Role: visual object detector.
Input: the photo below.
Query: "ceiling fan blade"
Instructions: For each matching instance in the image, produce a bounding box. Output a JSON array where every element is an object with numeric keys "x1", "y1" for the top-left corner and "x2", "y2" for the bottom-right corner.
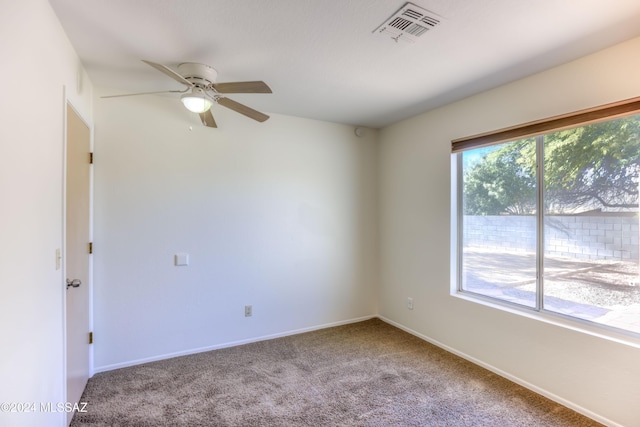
[
  {"x1": 199, "y1": 110, "x2": 217, "y2": 128},
  {"x1": 101, "y1": 89, "x2": 188, "y2": 98},
  {"x1": 142, "y1": 60, "x2": 193, "y2": 87},
  {"x1": 212, "y1": 81, "x2": 272, "y2": 94},
  {"x1": 217, "y1": 97, "x2": 270, "y2": 122}
]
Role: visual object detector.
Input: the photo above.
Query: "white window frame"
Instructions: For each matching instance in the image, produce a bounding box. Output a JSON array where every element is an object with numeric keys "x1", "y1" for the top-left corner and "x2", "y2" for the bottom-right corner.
[{"x1": 450, "y1": 97, "x2": 640, "y2": 343}]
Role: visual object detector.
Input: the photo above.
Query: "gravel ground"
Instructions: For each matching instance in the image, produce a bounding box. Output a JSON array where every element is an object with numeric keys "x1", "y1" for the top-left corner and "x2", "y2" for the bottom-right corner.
[
  {"x1": 522, "y1": 258, "x2": 640, "y2": 307},
  {"x1": 463, "y1": 248, "x2": 640, "y2": 333}
]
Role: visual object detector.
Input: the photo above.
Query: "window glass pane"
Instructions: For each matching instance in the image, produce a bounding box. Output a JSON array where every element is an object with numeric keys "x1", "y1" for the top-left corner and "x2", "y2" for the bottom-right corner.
[
  {"x1": 461, "y1": 138, "x2": 537, "y2": 308},
  {"x1": 542, "y1": 115, "x2": 640, "y2": 334}
]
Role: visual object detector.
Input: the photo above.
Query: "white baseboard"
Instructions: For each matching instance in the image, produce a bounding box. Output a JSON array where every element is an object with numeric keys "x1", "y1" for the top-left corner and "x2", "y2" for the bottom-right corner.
[
  {"x1": 94, "y1": 313, "x2": 618, "y2": 426},
  {"x1": 376, "y1": 315, "x2": 620, "y2": 427},
  {"x1": 93, "y1": 314, "x2": 376, "y2": 374}
]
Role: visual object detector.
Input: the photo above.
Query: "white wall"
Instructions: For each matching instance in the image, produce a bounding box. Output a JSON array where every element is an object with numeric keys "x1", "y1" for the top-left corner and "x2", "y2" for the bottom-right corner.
[
  {"x1": 0, "y1": 1, "x2": 93, "y2": 426},
  {"x1": 92, "y1": 91, "x2": 378, "y2": 370},
  {"x1": 5, "y1": 2, "x2": 637, "y2": 425},
  {"x1": 378, "y1": 36, "x2": 640, "y2": 427}
]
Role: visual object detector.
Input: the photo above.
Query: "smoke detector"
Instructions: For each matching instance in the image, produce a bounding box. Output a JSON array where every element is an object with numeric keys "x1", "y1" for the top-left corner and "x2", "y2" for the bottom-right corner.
[{"x1": 373, "y1": 2, "x2": 443, "y2": 44}]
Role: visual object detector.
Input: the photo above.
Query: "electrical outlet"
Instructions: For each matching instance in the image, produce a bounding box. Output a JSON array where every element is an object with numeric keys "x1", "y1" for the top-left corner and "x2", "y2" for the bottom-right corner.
[
  {"x1": 407, "y1": 297, "x2": 414, "y2": 310},
  {"x1": 244, "y1": 305, "x2": 252, "y2": 317}
]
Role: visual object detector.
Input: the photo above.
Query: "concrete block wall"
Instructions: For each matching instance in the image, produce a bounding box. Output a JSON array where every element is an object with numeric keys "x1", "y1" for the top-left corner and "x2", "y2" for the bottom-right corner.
[
  {"x1": 464, "y1": 215, "x2": 639, "y2": 261},
  {"x1": 545, "y1": 216, "x2": 639, "y2": 260},
  {"x1": 463, "y1": 215, "x2": 536, "y2": 252}
]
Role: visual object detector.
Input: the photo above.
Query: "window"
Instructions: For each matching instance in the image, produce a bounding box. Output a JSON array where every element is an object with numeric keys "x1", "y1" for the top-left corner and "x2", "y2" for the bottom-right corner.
[{"x1": 453, "y1": 99, "x2": 640, "y2": 336}]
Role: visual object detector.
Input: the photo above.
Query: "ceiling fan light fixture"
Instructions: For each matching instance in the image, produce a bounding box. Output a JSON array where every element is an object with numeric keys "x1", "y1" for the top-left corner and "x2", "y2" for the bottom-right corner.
[{"x1": 181, "y1": 89, "x2": 213, "y2": 113}]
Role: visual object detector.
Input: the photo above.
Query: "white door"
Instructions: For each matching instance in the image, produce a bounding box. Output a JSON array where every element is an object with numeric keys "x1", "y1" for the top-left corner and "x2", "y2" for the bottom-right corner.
[{"x1": 65, "y1": 103, "x2": 91, "y2": 425}]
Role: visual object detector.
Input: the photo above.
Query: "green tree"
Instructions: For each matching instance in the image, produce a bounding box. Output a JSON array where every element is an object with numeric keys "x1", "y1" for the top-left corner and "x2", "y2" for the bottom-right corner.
[
  {"x1": 463, "y1": 139, "x2": 536, "y2": 215},
  {"x1": 543, "y1": 116, "x2": 640, "y2": 212},
  {"x1": 463, "y1": 115, "x2": 640, "y2": 215}
]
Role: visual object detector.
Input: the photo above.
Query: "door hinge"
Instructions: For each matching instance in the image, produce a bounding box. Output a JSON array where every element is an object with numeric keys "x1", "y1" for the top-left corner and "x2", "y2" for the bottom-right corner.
[
  {"x1": 89, "y1": 152, "x2": 94, "y2": 164},
  {"x1": 88, "y1": 242, "x2": 93, "y2": 254},
  {"x1": 89, "y1": 332, "x2": 94, "y2": 344}
]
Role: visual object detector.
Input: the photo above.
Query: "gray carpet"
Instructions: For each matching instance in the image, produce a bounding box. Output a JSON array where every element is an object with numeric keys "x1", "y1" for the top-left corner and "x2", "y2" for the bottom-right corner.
[{"x1": 71, "y1": 318, "x2": 603, "y2": 426}]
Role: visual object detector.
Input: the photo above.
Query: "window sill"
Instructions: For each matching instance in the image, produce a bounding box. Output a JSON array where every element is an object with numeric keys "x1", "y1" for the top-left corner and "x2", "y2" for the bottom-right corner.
[{"x1": 451, "y1": 289, "x2": 640, "y2": 349}]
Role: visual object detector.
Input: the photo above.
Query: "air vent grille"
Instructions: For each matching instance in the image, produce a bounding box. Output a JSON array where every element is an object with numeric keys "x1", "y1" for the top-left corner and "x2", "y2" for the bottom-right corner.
[
  {"x1": 402, "y1": 9, "x2": 423, "y2": 20},
  {"x1": 374, "y1": 2, "x2": 442, "y2": 44},
  {"x1": 389, "y1": 17, "x2": 413, "y2": 32}
]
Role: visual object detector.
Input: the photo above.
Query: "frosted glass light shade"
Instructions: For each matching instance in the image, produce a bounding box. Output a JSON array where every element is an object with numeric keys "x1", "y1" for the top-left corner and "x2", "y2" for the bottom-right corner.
[{"x1": 181, "y1": 92, "x2": 213, "y2": 113}]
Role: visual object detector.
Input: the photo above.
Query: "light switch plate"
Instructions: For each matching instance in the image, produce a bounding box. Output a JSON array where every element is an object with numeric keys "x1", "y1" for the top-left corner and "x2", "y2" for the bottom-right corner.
[
  {"x1": 175, "y1": 253, "x2": 189, "y2": 266},
  {"x1": 55, "y1": 248, "x2": 61, "y2": 270}
]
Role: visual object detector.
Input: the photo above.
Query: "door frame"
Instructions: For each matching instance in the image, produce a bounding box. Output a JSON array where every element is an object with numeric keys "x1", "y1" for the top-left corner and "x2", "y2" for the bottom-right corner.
[{"x1": 62, "y1": 87, "x2": 94, "y2": 407}]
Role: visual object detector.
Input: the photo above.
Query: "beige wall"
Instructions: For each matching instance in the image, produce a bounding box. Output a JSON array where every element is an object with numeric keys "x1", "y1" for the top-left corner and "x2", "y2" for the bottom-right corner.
[
  {"x1": 4, "y1": 1, "x2": 640, "y2": 425},
  {"x1": 378, "y1": 36, "x2": 640, "y2": 426},
  {"x1": 92, "y1": 89, "x2": 379, "y2": 370},
  {"x1": 0, "y1": 1, "x2": 93, "y2": 426}
]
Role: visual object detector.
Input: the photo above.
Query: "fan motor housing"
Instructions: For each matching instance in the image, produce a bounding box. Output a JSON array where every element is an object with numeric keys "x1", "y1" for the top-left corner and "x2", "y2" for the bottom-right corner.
[{"x1": 178, "y1": 62, "x2": 218, "y2": 87}]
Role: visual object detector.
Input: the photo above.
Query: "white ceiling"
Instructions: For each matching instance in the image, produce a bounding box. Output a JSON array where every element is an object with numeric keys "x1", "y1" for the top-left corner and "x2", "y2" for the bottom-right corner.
[{"x1": 49, "y1": 0, "x2": 640, "y2": 128}]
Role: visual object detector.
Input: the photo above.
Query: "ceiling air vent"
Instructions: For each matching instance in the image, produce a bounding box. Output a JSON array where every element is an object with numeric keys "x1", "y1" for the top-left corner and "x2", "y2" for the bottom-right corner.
[{"x1": 373, "y1": 2, "x2": 443, "y2": 44}]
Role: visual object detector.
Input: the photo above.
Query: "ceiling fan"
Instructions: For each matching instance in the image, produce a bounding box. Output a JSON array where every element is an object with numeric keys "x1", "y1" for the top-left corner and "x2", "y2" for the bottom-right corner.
[{"x1": 102, "y1": 60, "x2": 272, "y2": 128}]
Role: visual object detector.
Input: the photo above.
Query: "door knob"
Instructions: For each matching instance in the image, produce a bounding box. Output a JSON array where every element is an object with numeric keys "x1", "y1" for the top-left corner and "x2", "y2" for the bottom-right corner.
[{"x1": 66, "y1": 278, "x2": 81, "y2": 289}]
